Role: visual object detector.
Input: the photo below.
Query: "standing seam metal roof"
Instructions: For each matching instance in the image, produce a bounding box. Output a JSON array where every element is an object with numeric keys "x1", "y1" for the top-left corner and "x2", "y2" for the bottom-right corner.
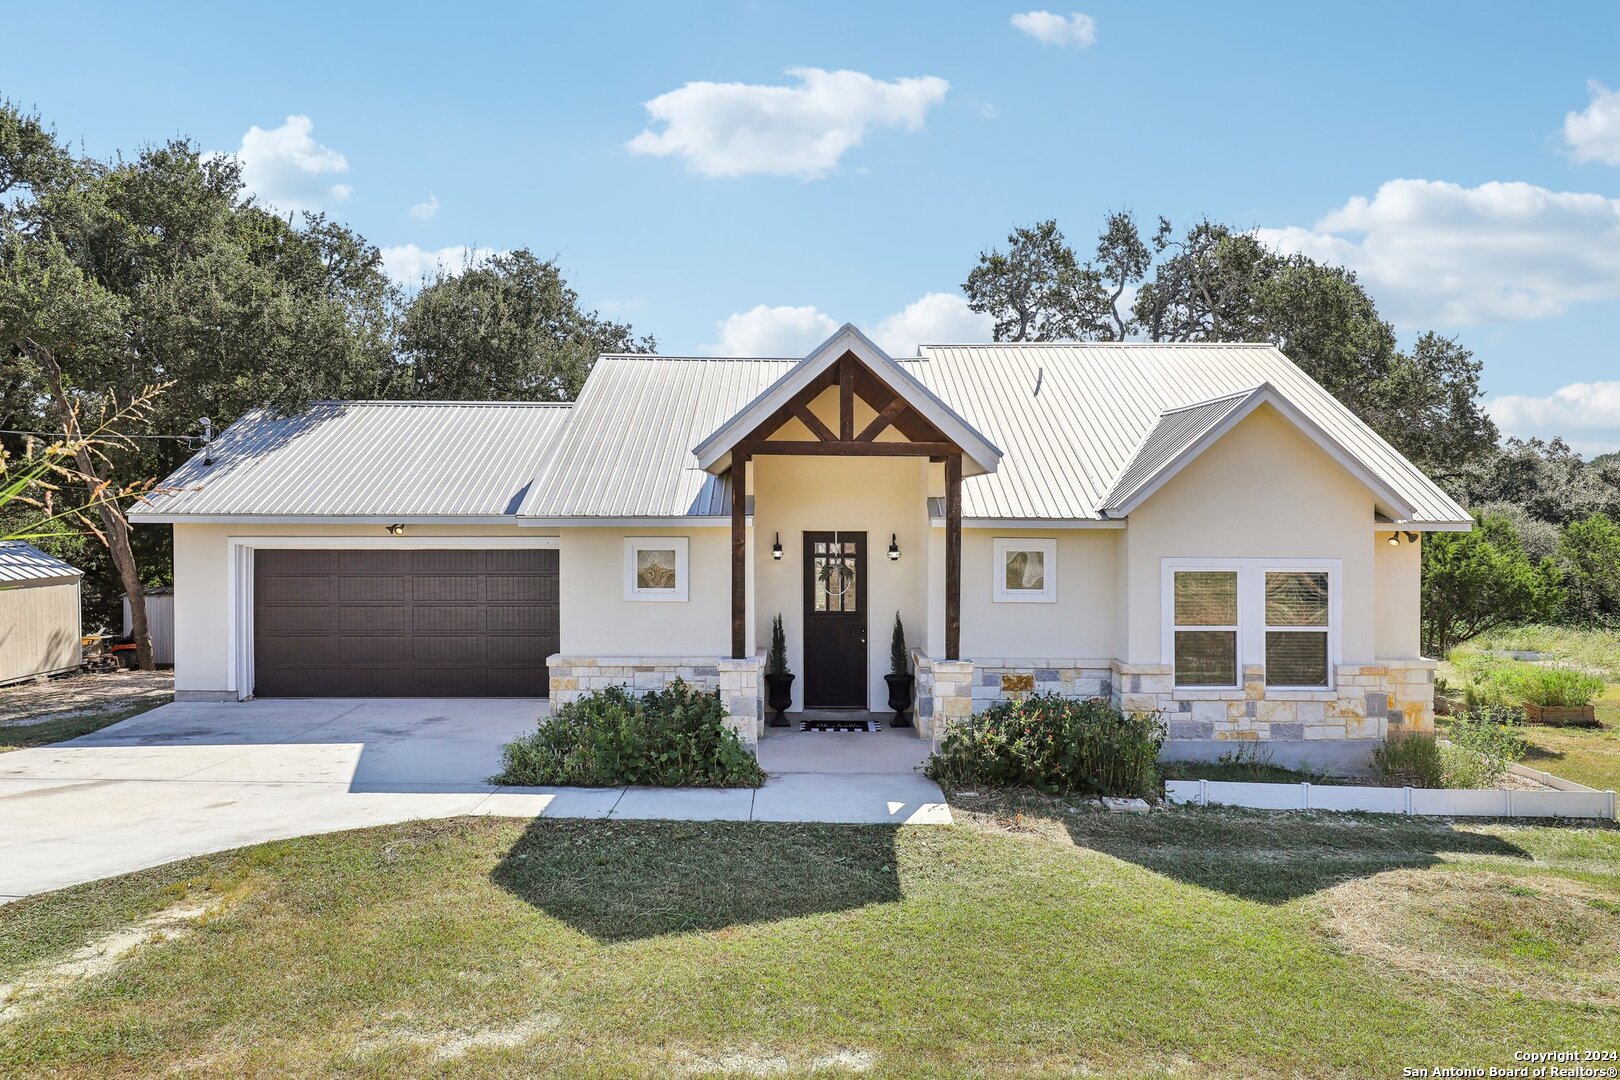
[
  {"x1": 130, "y1": 401, "x2": 573, "y2": 519},
  {"x1": 0, "y1": 541, "x2": 81, "y2": 585}
]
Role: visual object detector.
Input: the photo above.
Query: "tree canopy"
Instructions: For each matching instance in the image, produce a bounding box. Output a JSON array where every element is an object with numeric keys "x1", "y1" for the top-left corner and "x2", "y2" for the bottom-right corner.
[{"x1": 963, "y1": 214, "x2": 1498, "y2": 479}]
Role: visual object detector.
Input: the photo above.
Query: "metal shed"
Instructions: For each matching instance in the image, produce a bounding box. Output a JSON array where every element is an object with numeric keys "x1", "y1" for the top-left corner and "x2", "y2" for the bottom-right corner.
[
  {"x1": 0, "y1": 542, "x2": 83, "y2": 686},
  {"x1": 122, "y1": 587, "x2": 175, "y2": 667}
]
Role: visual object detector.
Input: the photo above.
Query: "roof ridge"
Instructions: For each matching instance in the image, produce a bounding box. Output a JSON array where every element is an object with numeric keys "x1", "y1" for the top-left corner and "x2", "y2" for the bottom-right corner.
[
  {"x1": 1157, "y1": 384, "x2": 1267, "y2": 416},
  {"x1": 920, "y1": 341, "x2": 1281, "y2": 349},
  {"x1": 305, "y1": 399, "x2": 575, "y2": 407}
]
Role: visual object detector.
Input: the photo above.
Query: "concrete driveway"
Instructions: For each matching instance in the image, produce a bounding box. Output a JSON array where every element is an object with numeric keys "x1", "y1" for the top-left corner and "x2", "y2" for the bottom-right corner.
[{"x1": 0, "y1": 699, "x2": 949, "y2": 901}]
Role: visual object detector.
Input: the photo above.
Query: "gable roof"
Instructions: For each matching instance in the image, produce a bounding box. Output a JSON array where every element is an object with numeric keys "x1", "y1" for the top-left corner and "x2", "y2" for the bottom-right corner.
[
  {"x1": 911, "y1": 342, "x2": 1470, "y2": 525},
  {"x1": 129, "y1": 401, "x2": 572, "y2": 522},
  {"x1": 691, "y1": 324, "x2": 1002, "y2": 477},
  {"x1": 517, "y1": 355, "x2": 792, "y2": 519},
  {"x1": 0, "y1": 541, "x2": 80, "y2": 587},
  {"x1": 1099, "y1": 383, "x2": 1419, "y2": 519}
]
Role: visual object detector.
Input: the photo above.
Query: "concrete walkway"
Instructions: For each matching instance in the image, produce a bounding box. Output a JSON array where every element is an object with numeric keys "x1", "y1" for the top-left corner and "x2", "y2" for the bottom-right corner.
[{"x1": 0, "y1": 699, "x2": 949, "y2": 901}]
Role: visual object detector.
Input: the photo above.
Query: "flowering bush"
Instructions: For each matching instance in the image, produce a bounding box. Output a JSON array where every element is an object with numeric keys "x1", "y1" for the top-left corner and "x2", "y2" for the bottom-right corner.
[
  {"x1": 924, "y1": 693, "x2": 1163, "y2": 797},
  {"x1": 494, "y1": 680, "x2": 765, "y2": 788}
]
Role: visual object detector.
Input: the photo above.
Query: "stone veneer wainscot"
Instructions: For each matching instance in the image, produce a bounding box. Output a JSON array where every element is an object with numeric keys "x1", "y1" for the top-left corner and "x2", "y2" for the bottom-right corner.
[{"x1": 546, "y1": 653, "x2": 765, "y2": 742}]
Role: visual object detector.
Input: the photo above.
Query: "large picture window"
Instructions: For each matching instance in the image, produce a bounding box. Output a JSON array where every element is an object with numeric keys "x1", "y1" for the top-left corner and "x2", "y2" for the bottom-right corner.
[
  {"x1": 1172, "y1": 570, "x2": 1239, "y2": 687},
  {"x1": 624, "y1": 537, "x2": 689, "y2": 602},
  {"x1": 1163, "y1": 560, "x2": 1338, "y2": 689}
]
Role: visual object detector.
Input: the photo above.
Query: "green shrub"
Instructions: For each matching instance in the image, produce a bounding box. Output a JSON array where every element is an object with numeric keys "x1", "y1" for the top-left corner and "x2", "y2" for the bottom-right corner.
[
  {"x1": 924, "y1": 693, "x2": 1163, "y2": 798},
  {"x1": 1505, "y1": 665, "x2": 1604, "y2": 708},
  {"x1": 1371, "y1": 732, "x2": 1444, "y2": 788},
  {"x1": 494, "y1": 680, "x2": 766, "y2": 788},
  {"x1": 1441, "y1": 708, "x2": 1529, "y2": 787}
]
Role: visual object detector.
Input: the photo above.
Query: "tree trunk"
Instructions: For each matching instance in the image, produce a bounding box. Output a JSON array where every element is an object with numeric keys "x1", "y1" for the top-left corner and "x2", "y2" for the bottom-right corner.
[{"x1": 33, "y1": 344, "x2": 154, "y2": 670}]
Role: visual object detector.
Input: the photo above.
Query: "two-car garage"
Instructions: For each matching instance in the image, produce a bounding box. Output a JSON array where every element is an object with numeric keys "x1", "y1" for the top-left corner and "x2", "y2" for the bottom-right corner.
[{"x1": 251, "y1": 547, "x2": 559, "y2": 698}]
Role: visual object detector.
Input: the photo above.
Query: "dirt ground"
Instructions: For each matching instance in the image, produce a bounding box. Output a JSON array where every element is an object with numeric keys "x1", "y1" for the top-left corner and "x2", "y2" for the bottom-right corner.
[{"x1": 0, "y1": 670, "x2": 174, "y2": 727}]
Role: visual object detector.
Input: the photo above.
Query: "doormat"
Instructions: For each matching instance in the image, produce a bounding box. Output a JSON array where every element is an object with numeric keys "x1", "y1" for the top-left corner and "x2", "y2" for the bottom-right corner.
[{"x1": 800, "y1": 718, "x2": 881, "y2": 733}]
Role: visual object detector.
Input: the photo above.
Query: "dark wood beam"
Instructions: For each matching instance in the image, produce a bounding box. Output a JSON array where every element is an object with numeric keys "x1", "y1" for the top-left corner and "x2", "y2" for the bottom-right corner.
[
  {"x1": 856, "y1": 397, "x2": 911, "y2": 442},
  {"x1": 789, "y1": 401, "x2": 837, "y2": 443},
  {"x1": 838, "y1": 353, "x2": 855, "y2": 440},
  {"x1": 945, "y1": 452, "x2": 962, "y2": 661},
  {"x1": 731, "y1": 456, "x2": 747, "y2": 659},
  {"x1": 734, "y1": 439, "x2": 960, "y2": 459}
]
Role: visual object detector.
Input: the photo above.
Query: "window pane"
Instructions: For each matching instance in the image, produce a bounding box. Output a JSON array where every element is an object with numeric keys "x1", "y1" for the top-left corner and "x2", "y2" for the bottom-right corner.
[
  {"x1": 1266, "y1": 631, "x2": 1328, "y2": 686},
  {"x1": 1174, "y1": 630, "x2": 1237, "y2": 686},
  {"x1": 635, "y1": 549, "x2": 678, "y2": 590},
  {"x1": 814, "y1": 542, "x2": 858, "y2": 613},
  {"x1": 1266, "y1": 571, "x2": 1328, "y2": 627},
  {"x1": 1004, "y1": 549, "x2": 1046, "y2": 592},
  {"x1": 1174, "y1": 571, "x2": 1237, "y2": 626}
]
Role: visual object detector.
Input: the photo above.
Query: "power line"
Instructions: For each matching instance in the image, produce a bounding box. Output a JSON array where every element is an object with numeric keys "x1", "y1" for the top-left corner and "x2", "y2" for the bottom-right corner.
[{"x1": 0, "y1": 428, "x2": 204, "y2": 444}]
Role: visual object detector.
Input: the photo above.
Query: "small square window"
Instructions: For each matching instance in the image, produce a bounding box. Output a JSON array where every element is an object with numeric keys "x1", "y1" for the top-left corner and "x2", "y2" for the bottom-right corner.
[
  {"x1": 624, "y1": 537, "x2": 688, "y2": 601},
  {"x1": 992, "y1": 538, "x2": 1057, "y2": 603}
]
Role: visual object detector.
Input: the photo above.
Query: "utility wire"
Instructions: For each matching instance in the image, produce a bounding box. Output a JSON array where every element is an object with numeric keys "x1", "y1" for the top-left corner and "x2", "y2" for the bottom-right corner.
[{"x1": 0, "y1": 428, "x2": 205, "y2": 444}]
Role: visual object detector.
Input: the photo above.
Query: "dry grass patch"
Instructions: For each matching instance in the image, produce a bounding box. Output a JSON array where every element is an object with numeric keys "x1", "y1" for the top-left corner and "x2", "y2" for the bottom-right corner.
[{"x1": 1317, "y1": 868, "x2": 1620, "y2": 1005}]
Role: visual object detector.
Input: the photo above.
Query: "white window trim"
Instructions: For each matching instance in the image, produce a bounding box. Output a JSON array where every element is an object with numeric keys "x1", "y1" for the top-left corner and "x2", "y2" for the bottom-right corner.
[
  {"x1": 624, "y1": 536, "x2": 689, "y2": 602},
  {"x1": 224, "y1": 534, "x2": 561, "y2": 701},
  {"x1": 992, "y1": 537, "x2": 1058, "y2": 603},
  {"x1": 1161, "y1": 558, "x2": 1341, "y2": 691}
]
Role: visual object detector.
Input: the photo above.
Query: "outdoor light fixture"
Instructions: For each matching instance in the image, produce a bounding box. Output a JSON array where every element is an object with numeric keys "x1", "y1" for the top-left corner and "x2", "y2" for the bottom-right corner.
[
  {"x1": 771, "y1": 532, "x2": 783, "y2": 560},
  {"x1": 386, "y1": 523, "x2": 406, "y2": 536},
  {"x1": 888, "y1": 533, "x2": 901, "y2": 560},
  {"x1": 1404, "y1": 531, "x2": 1419, "y2": 544},
  {"x1": 1387, "y1": 533, "x2": 1400, "y2": 547}
]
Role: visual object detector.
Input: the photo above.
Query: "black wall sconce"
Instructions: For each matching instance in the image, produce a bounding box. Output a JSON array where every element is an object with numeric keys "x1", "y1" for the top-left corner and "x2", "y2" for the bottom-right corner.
[
  {"x1": 771, "y1": 532, "x2": 783, "y2": 560},
  {"x1": 887, "y1": 533, "x2": 901, "y2": 560}
]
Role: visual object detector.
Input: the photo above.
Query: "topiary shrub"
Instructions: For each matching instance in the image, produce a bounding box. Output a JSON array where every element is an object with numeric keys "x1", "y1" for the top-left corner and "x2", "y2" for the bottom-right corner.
[
  {"x1": 924, "y1": 693, "x2": 1163, "y2": 798},
  {"x1": 494, "y1": 680, "x2": 766, "y2": 788}
]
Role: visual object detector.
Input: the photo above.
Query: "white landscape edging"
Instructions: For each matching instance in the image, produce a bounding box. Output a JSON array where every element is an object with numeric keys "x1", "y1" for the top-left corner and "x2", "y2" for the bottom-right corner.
[{"x1": 1165, "y1": 779, "x2": 1618, "y2": 820}]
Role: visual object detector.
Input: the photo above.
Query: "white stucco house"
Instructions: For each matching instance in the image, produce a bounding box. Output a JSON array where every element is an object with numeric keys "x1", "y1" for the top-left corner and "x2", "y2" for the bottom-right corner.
[{"x1": 131, "y1": 325, "x2": 1470, "y2": 766}]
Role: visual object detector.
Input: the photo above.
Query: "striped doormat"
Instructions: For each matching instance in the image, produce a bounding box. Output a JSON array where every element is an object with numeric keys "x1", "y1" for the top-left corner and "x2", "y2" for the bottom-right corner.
[{"x1": 799, "y1": 717, "x2": 881, "y2": 733}]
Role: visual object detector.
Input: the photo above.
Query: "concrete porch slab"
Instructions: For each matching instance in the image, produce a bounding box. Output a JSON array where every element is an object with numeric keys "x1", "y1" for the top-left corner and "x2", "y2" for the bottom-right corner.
[{"x1": 752, "y1": 772, "x2": 951, "y2": 825}]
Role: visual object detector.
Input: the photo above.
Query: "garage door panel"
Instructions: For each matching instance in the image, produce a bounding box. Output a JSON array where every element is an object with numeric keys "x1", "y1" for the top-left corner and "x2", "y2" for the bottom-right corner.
[
  {"x1": 339, "y1": 576, "x2": 410, "y2": 603},
  {"x1": 254, "y1": 548, "x2": 555, "y2": 698},
  {"x1": 412, "y1": 575, "x2": 484, "y2": 603}
]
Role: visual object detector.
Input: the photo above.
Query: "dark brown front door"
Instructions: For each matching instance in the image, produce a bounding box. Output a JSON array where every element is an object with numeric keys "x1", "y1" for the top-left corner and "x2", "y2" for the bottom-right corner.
[
  {"x1": 253, "y1": 548, "x2": 558, "y2": 697},
  {"x1": 803, "y1": 532, "x2": 867, "y2": 708}
]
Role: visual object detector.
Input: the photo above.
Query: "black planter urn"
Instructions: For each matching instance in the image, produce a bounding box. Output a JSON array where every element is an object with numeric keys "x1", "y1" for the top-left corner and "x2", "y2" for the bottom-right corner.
[
  {"x1": 884, "y1": 673, "x2": 915, "y2": 727},
  {"x1": 764, "y1": 672, "x2": 795, "y2": 727}
]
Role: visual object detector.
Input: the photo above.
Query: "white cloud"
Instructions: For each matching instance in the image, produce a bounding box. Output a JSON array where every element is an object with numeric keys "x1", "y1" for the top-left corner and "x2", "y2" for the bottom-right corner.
[
  {"x1": 1256, "y1": 179, "x2": 1620, "y2": 326},
  {"x1": 1010, "y1": 11, "x2": 1097, "y2": 47},
  {"x1": 221, "y1": 115, "x2": 351, "y2": 214},
  {"x1": 707, "y1": 293, "x2": 992, "y2": 357},
  {"x1": 379, "y1": 244, "x2": 500, "y2": 286},
  {"x1": 1488, "y1": 381, "x2": 1620, "y2": 456},
  {"x1": 707, "y1": 305, "x2": 838, "y2": 356},
  {"x1": 627, "y1": 67, "x2": 949, "y2": 180},
  {"x1": 872, "y1": 293, "x2": 993, "y2": 355},
  {"x1": 1564, "y1": 80, "x2": 1620, "y2": 166},
  {"x1": 409, "y1": 192, "x2": 440, "y2": 220}
]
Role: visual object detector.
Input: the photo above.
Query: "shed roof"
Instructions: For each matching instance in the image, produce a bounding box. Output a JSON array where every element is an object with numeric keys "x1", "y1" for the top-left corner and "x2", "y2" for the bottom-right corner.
[
  {"x1": 129, "y1": 401, "x2": 573, "y2": 521},
  {"x1": 0, "y1": 541, "x2": 81, "y2": 587}
]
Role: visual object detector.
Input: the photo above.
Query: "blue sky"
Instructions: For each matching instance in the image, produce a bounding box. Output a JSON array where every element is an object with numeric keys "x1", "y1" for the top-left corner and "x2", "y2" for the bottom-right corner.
[{"x1": 9, "y1": 1, "x2": 1620, "y2": 450}]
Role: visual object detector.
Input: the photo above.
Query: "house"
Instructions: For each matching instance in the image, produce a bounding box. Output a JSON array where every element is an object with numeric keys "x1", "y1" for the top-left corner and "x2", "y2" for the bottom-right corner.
[
  {"x1": 131, "y1": 324, "x2": 1469, "y2": 766},
  {"x1": 0, "y1": 541, "x2": 83, "y2": 686}
]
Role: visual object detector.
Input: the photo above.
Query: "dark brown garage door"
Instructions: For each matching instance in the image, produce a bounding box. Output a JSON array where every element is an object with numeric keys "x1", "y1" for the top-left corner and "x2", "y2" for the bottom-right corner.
[{"x1": 253, "y1": 548, "x2": 558, "y2": 697}]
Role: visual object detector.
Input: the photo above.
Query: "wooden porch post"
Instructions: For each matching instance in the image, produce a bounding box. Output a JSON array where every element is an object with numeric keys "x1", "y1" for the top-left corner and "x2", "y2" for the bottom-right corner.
[
  {"x1": 731, "y1": 454, "x2": 747, "y2": 659},
  {"x1": 945, "y1": 452, "x2": 962, "y2": 661}
]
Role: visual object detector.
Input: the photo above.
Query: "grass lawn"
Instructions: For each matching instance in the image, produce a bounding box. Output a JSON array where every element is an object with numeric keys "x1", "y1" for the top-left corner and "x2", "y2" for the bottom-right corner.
[
  {"x1": 0, "y1": 703, "x2": 165, "y2": 754},
  {"x1": 2, "y1": 803, "x2": 1617, "y2": 1078},
  {"x1": 1445, "y1": 625, "x2": 1620, "y2": 791}
]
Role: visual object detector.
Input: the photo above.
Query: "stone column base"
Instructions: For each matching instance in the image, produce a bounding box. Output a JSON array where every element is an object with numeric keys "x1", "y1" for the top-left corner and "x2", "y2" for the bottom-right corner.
[{"x1": 546, "y1": 653, "x2": 766, "y2": 745}]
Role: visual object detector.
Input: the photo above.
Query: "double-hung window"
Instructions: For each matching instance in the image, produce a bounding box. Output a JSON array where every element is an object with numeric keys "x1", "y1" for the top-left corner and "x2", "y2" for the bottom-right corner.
[
  {"x1": 1171, "y1": 570, "x2": 1240, "y2": 687},
  {"x1": 1165, "y1": 560, "x2": 1337, "y2": 690},
  {"x1": 1263, "y1": 571, "x2": 1330, "y2": 688}
]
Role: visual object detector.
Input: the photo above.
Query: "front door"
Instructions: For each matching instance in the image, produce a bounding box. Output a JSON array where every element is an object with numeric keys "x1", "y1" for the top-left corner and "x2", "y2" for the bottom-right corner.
[{"x1": 803, "y1": 532, "x2": 867, "y2": 708}]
